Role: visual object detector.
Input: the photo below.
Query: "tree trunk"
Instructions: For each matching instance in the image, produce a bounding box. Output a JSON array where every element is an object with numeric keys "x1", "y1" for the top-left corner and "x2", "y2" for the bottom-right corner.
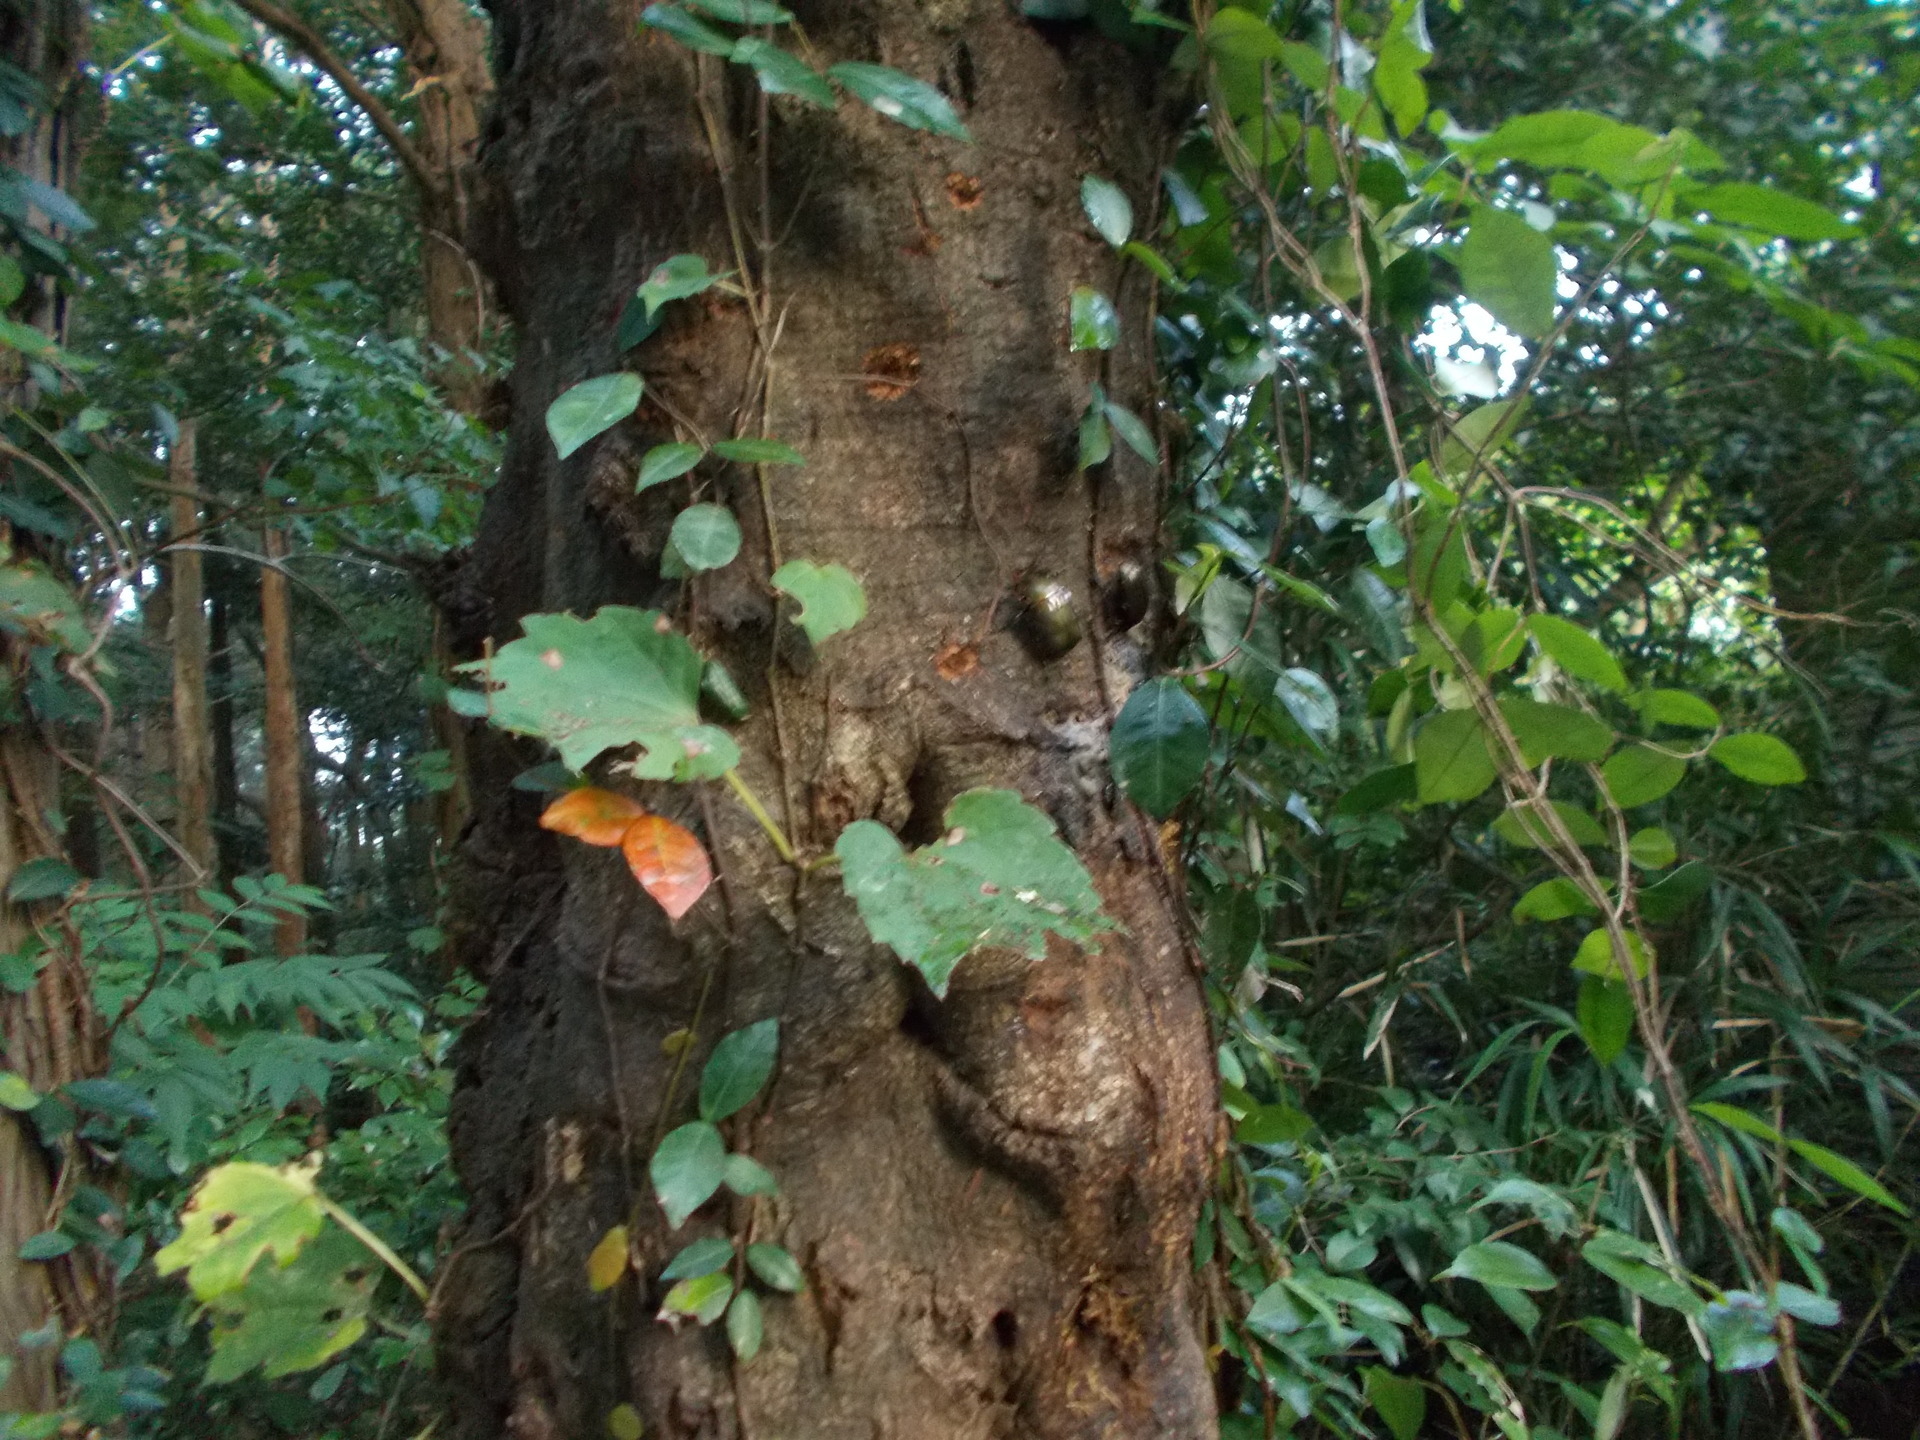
[
  {"x1": 209, "y1": 594, "x2": 241, "y2": 876},
  {"x1": 168, "y1": 421, "x2": 216, "y2": 880},
  {"x1": 0, "y1": 0, "x2": 102, "y2": 1414},
  {"x1": 260, "y1": 524, "x2": 306, "y2": 953},
  {"x1": 384, "y1": 0, "x2": 494, "y2": 413},
  {"x1": 434, "y1": 7, "x2": 1215, "y2": 1439}
]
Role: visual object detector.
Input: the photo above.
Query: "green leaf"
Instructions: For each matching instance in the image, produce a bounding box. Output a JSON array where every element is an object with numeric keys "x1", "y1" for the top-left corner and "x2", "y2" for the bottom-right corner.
[
  {"x1": 771, "y1": 560, "x2": 866, "y2": 645},
  {"x1": 1459, "y1": 205, "x2": 1557, "y2": 338},
  {"x1": 1709, "y1": 733, "x2": 1805, "y2": 786},
  {"x1": 18, "y1": 1231, "x2": 72, "y2": 1260},
  {"x1": 1687, "y1": 181, "x2": 1857, "y2": 241},
  {"x1": 727, "y1": 1286, "x2": 764, "y2": 1360},
  {"x1": 1069, "y1": 287, "x2": 1120, "y2": 351},
  {"x1": 1414, "y1": 709, "x2": 1496, "y2": 804},
  {"x1": 0, "y1": 559, "x2": 91, "y2": 652},
  {"x1": 745, "y1": 1242, "x2": 806, "y2": 1292},
  {"x1": 730, "y1": 37, "x2": 835, "y2": 108},
  {"x1": 1601, "y1": 744, "x2": 1686, "y2": 808},
  {"x1": 1235, "y1": 1104, "x2": 1313, "y2": 1145},
  {"x1": 546, "y1": 374, "x2": 643, "y2": 460},
  {"x1": 835, "y1": 789, "x2": 1114, "y2": 997},
  {"x1": 1773, "y1": 1282, "x2": 1840, "y2": 1328},
  {"x1": 1491, "y1": 799, "x2": 1607, "y2": 848},
  {"x1": 1640, "y1": 860, "x2": 1712, "y2": 922},
  {"x1": 1703, "y1": 1293, "x2": 1778, "y2": 1372},
  {"x1": 1438, "y1": 399, "x2": 1527, "y2": 480},
  {"x1": 639, "y1": 253, "x2": 728, "y2": 317},
  {"x1": 200, "y1": 1229, "x2": 373, "y2": 1383},
  {"x1": 650, "y1": 1121, "x2": 727, "y2": 1228},
  {"x1": 1275, "y1": 667, "x2": 1340, "y2": 743},
  {"x1": 1496, "y1": 698, "x2": 1613, "y2": 766},
  {"x1": 1512, "y1": 878, "x2": 1597, "y2": 923},
  {"x1": 1628, "y1": 826, "x2": 1676, "y2": 869},
  {"x1": 608, "y1": 1404, "x2": 645, "y2": 1440},
  {"x1": 1581, "y1": 1229, "x2": 1702, "y2": 1316},
  {"x1": 683, "y1": 0, "x2": 793, "y2": 20},
  {"x1": 1337, "y1": 763, "x2": 1416, "y2": 815},
  {"x1": 1110, "y1": 678, "x2": 1209, "y2": 818},
  {"x1": 637, "y1": 441, "x2": 705, "y2": 492},
  {"x1": 1527, "y1": 615, "x2": 1628, "y2": 692},
  {"x1": 660, "y1": 1270, "x2": 733, "y2": 1324},
  {"x1": 6, "y1": 857, "x2": 79, "y2": 904},
  {"x1": 669, "y1": 504, "x2": 742, "y2": 572},
  {"x1": 454, "y1": 608, "x2": 740, "y2": 778},
  {"x1": 1103, "y1": 401, "x2": 1157, "y2": 463},
  {"x1": 1633, "y1": 688, "x2": 1720, "y2": 730},
  {"x1": 723, "y1": 1153, "x2": 779, "y2": 1197},
  {"x1": 1573, "y1": 928, "x2": 1652, "y2": 981},
  {"x1": 154, "y1": 1162, "x2": 325, "y2": 1299},
  {"x1": 0, "y1": 1071, "x2": 40, "y2": 1111},
  {"x1": 639, "y1": 3, "x2": 738, "y2": 54},
  {"x1": 1080, "y1": 175, "x2": 1132, "y2": 246},
  {"x1": 1786, "y1": 1139, "x2": 1909, "y2": 1216},
  {"x1": 662, "y1": 1237, "x2": 735, "y2": 1280},
  {"x1": 1363, "y1": 1366, "x2": 1427, "y2": 1440},
  {"x1": 699, "y1": 1018, "x2": 779, "y2": 1122},
  {"x1": 828, "y1": 62, "x2": 972, "y2": 141},
  {"x1": 1077, "y1": 405, "x2": 1112, "y2": 469},
  {"x1": 1439, "y1": 1240, "x2": 1557, "y2": 1292},
  {"x1": 712, "y1": 436, "x2": 805, "y2": 466},
  {"x1": 1423, "y1": 1304, "x2": 1471, "y2": 1338},
  {"x1": 1577, "y1": 976, "x2": 1633, "y2": 1063}
]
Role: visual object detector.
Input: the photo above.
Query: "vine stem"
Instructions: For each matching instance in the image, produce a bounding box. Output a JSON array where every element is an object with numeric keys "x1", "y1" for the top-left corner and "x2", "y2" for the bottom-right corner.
[
  {"x1": 320, "y1": 1197, "x2": 431, "y2": 1305},
  {"x1": 722, "y1": 767, "x2": 797, "y2": 866}
]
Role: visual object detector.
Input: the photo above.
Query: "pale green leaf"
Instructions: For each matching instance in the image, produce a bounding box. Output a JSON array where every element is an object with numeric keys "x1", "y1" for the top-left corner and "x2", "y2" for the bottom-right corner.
[
  {"x1": 745, "y1": 1242, "x2": 806, "y2": 1292},
  {"x1": 712, "y1": 436, "x2": 805, "y2": 466},
  {"x1": 1709, "y1": 733, "x2": 1806, "y2": 786},
  {"x1": 1080, "y1": 174, "x2": 1132, "y2": 246},
  {"x1": 1069, "y1": 287, "x2": 1120, "y2": 351},
  {"x1": 546, "y1": 374, "x2": 642, "y2": 460},
  {"x1": 639, "y1": 253, "x2": 728, "y2": 318},
  {"x1": 771, "y1": 560, "x2": 866, "y2": 644},
  {"x1": 637, "y1": 442, "x2": 705, "y2": 493},
  {"x1": 1438, "y1": 1240, "x2": 1557, "y2": 1292},
  {"x1": 639, "y1": 3, "x2": 737, "y2": 53},
  {"x1": 828, "y1": 62, "x2": 971, "y2": 141},
  {"x1": 1459, "y1": 205, "x2": 1557, "y2": 338},
  {"x1": 669, "y1": 504, "x2": 742, "y2": 572}
]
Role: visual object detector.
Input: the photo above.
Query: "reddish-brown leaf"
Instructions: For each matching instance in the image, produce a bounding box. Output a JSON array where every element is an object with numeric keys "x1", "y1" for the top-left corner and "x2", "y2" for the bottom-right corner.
[
  {"x1": 541, "y1": 787, "x2": 647, "y2": 847},
  {"x1": 622, "y1": 815, "x2": 713, "y2": 921}
]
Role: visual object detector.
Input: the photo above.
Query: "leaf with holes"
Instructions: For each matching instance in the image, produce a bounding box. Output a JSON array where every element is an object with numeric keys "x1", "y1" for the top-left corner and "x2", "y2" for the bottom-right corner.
[
  {"x1": 1069, "y1": 287, "x2": 1120, "y2": 351},
  {"x1": 200, "y1": 1228, "x2": 373, "y2": 1383},
  {"x1": 546, "y1": 374, "x2": 643, "y2": 460},
  {"x1": 540, "y1": 788, "x2": 647, "y2": 847},
  {"x1": 455, "y1": 608, "x2": 739, "y2": 779},
  {"x1": 1110, "y1": 678, "x2": 1209, "y2": 818},
  {"x1": 651, "y1": 1122, "x2": 727, "y2": 1229},
  {"x1": 771, "y1": 560, "x2": 866, "y2": 645},
  {"x1": 154, "y1": 1162, "x2": 325, "y2": 1300},
  {"x1": 1080, "y1": 174, "x2": 1132, "y2": 246},
  {"x1": 699, "y1": 1018, "x2": 778, "y2": 1122},
  {"x1": 637, "y1": 442, "x2": 705, "y2": 493},
  {"x1": 836, "y1": 789, "x2": 1114, "y2": 997},
  {"x1": 670, "y1": 504, "x2": 742, "y2": 572},
  {"x1": 623, "y1": 816, "x2": 713, "y2": 920},
  {"x1": 828, "y1": 62, "x2": 971, "y2": 141}
]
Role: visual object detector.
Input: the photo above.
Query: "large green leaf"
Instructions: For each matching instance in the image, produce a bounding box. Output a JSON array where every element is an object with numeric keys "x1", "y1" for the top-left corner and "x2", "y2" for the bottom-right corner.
[
  {"x1": 201, "y1": 1229, "x2": 372, "y2": 1383},
  {"x1": 1708, "y1": 733, "x2": 1805, "y2": 785},
  {"x1": 828, "y1": 62, "x2": 971, "y2": 141},
  {"x1": 1438, "y1": 1240, "x2": 1557, "y2": 1292},
  {"x1": 1109, "y1": 678, "x2": 1209, "y2": 818},
  {"x1": 1459, "y1": 205, "x2": 1557, "y2": 339},
  {"x1": 770, "y1": 560, "x2": 866, "y2": 644},
  {"x1": 1581, "y1": 1229, "x2": 1702, "y2": 1316},
  {"x1": 1414, "y1": 709, "x2": 1496, "y2": 804},
  {"x1": 650, "y1": 1121, "x2": 727, "y2": 1229},
  {"x1": 1601, "y1": 744, "x2": 1686, "y2": 808},
  {"x1": 835, "y1": 789, "x2": 1113, "y2": 997},
  {"x1": 1497, "y1": 697, "x2": 1613, "y2": 765},
  {"x1": 453, "y1": 607, "x2": 740, "y2": 778},
  {"x1": 639, "y1": 253, "x2": 728, "y2": 318},
  {"x1": 154, "y1": 1162, "x2": 325, "y2": 1299},
  {"x1": 1687, "y1": 182, "x2": 1857, "y2": 241},
  {"x1": 1363, "y1": 1366, "x2": 1427, "y2": 1440},
  {"x1": 546, "y1": 374, "x2": 642, "y2": 459},
  {"x1": 699, "y1": 1019, "x2": 778, "y2": 1123},
  {"x1": 1577, "y1": 976, "x2": 1633, "y2": 1063}
]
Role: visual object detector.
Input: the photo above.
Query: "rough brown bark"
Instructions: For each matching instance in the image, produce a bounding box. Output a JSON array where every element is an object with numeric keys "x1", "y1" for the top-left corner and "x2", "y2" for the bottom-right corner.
[
  {"x1": 209, "y1": 595, "x2": 240, "y2": 875},
  {"x1": 0, "y1": 0, "x2": 103, "y2": 1412},
  {"x1": 168, "y1": 422, "x2": 216, "y2": 879},
  {"x1": 433, "y1": 5, "x2": 1215, "y2": 1439},
  {"x1": 384, "y1": 0, "x2": 494, "y2": 412},
  {"x1": 260, "y1": 524, "x2": 307, "y2": 953}
]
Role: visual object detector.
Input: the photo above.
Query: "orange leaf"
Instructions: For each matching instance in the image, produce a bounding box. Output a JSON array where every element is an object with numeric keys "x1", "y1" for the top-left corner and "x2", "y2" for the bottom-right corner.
[
  {"x1": 541, "y1": 787, "x2": 647, "y2": 847},
  {"x1": 625, "y1": 817, "x2": 718, "y2": 917},
  {"x1": 622, "y1": 815, "x2": 713, "y2": 921}
]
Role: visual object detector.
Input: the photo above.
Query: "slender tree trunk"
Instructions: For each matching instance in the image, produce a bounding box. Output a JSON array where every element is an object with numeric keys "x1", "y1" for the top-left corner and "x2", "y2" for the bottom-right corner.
[
  {"x1": 209, "y1": 595, "x2": 240, "y2": 876},
  {"x1": 168, "y1": 422, "x2": 216, "y2": 880},
  {"x1": 384, "y1": 0, "x2": 494, "y2": 412},
  {"x1": 260, "y1": 525, "x2": 306, "y2": 953},
  {"x1": 434, "y1": 7, "x2": 1214, "y2": 1439},
  {"x1": 0, "y1": 1, "x2": 101, "y2": 1411}
]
